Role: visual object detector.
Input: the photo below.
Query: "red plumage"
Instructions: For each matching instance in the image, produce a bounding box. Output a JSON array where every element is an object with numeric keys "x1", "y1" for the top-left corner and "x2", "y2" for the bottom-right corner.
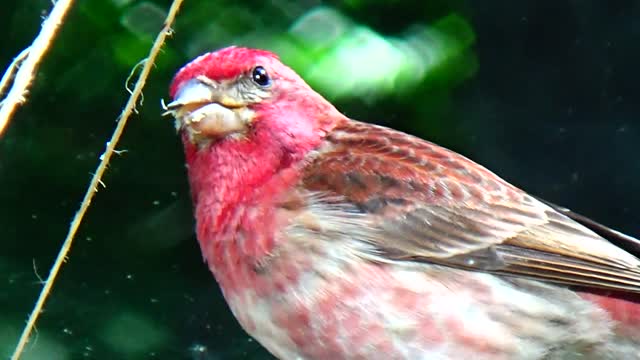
[
  {"x1": 170, "y1": 47, "x2": 280, "y2": 97},
  {"x1": 168, "y1": 47, "x2": 640, "y2": 359}
]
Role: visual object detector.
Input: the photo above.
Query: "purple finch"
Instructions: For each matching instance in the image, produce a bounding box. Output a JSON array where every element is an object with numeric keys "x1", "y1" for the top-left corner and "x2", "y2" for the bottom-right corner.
[{"x1": 165, "y1": 47, "x2": 640, "y2": 359}]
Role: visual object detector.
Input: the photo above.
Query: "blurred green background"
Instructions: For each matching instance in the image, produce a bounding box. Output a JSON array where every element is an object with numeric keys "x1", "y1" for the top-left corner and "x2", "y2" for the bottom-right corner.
[{"x1": 1, "y1": 0, "x2": 638, "y2": 359}]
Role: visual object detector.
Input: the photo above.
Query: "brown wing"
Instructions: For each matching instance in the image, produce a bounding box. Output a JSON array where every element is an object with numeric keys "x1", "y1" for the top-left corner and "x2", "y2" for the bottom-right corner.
[{"x1": 301, "y1": 119, "x2": 640, "y2": 292}]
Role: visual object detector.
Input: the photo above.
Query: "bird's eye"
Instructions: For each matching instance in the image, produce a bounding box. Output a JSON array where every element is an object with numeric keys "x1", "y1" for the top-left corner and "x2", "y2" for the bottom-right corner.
[{"x1": 251, "y1": 66, "x2": 271, "y2": 87}]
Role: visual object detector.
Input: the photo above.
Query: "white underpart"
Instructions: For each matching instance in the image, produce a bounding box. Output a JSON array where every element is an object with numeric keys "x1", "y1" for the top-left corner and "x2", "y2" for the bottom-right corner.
[
  {"x1": 230, "y1": 252, "x2": 620, "y2": 359},
  {"x1": 226, "y1": 292, "x2": 305, "y2": 360},
  {"x1": 214, "y1": 193, "x2": 633, "y2": 359}
]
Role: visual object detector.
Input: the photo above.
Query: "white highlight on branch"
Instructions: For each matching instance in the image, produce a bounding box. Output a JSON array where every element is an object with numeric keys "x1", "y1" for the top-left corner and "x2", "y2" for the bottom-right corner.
[
  {"x1": 9, "y1": 0, "x2": 185, "y2": 359},
  {"x1": 0, "y1": 0, "x2": 75, "y2": 137},
  {"x1": 0, "y1": 48, "x2": 30, "y2": 103}
]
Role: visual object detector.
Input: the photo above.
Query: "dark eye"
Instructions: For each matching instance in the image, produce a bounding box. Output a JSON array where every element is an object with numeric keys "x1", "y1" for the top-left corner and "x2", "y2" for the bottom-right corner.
[{"x1": 251, "y1": 66, "x2": 271, "y2": 87}]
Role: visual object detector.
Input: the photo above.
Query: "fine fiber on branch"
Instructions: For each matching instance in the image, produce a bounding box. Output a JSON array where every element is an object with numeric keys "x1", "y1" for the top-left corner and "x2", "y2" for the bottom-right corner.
[
  {"x1": 0, "y1": 0, "x2": 75, "y2": 137},
  {"x1": 9, "y1": 0, "x2": 185, "y2": 359}
]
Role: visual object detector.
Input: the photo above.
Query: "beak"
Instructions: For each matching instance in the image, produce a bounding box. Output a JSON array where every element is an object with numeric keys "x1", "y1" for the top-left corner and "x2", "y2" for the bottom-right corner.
[
  {"x1": 162, "y1": 80, "x2": 220, "y2": 115},
  {"x1": 162, "y1": 79, "x2": 250, "y2": 139}
]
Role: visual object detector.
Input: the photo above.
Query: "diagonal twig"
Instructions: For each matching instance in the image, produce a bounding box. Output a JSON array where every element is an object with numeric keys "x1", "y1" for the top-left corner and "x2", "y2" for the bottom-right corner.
[
  {"x1": 0, "y1": 48, "x2": 31, "y2": 103},
  {"x1": 10, "y1": 0, "x2": 185, "y2": 359},
  {"x1": 0, "y1": 0, "x2": 75, "y2": 137}
]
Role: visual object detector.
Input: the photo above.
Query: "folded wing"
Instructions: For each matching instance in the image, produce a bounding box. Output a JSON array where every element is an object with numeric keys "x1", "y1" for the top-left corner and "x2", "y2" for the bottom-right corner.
[{"x1": 298, "y1": 119, "x2": 640, "y2": 292}]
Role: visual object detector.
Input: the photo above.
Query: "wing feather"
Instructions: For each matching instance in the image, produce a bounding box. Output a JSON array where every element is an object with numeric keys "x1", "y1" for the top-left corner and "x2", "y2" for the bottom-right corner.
[{"x1": 298, "y1": 119, "x2": 640, "y2": 292}]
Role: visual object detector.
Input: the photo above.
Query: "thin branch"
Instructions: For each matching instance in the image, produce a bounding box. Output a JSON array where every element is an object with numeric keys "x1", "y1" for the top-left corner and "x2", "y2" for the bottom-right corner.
[
  {"x1": 0, "y1": 0, "x2": 75, "y2": 137},
  {"x1": 0, "y1": 48, "x2": 30, "y2": 102},
  {"x1": 10, "y1": 0, "x2": 185, "y2": 359}
]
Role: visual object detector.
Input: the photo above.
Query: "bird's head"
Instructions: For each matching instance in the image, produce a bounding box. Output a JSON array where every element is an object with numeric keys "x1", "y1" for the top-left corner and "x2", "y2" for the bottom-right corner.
[{"x1": 165, "y1": 46, "x2": 340, "y2": 149}]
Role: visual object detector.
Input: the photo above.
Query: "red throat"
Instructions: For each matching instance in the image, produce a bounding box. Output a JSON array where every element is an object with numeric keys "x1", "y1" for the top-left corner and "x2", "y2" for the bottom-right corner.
[{"x1": 181, "y1": 111, "x2": 343, "y2": 280}]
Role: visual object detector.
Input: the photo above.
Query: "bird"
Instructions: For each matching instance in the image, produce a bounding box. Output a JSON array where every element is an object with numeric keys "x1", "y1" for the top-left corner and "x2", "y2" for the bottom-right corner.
[{"x1": 164, "y1": 46, "x2": 640, "y2": 359}]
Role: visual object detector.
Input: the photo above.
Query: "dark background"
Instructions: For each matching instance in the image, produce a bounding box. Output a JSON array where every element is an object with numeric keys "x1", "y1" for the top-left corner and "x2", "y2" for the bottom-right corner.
[{"x1": 1, "y1": 1, "x2": 638, "y2": 359}]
